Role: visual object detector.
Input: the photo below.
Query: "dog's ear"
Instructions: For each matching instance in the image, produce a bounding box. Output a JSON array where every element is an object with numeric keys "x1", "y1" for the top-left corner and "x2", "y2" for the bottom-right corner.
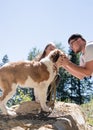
[{"x1": 50, "y1": 49, "x2": 61, "y2": 63}]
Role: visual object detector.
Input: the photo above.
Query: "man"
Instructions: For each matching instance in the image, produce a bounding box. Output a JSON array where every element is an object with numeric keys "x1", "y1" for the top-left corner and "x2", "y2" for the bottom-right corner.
[{"x1": 56, "y1": 34, "x2": 93, "y2": 79}]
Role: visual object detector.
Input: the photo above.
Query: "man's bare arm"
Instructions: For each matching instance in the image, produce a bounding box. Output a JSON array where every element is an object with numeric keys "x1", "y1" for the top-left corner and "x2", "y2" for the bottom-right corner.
[{"x1": 56, "y1": 57, "x2": 93, "y2": 79}]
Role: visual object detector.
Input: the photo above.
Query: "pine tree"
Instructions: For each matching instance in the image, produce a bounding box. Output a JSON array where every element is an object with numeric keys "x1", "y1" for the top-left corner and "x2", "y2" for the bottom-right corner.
[
  {"x1": 66, "y1": 50, "x2": 93, "y2": 104},
  {"x1": 28, "y1": 47, "x2": 40, "y2": 60},
  {"x1": 0, "y1": 54, "x2": 9, "y2": 66}
]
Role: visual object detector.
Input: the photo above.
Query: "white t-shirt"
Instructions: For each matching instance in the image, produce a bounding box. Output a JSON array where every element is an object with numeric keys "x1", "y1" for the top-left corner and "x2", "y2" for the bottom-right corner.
[{"x1": 80, "y1": 42, "x2": 93, "y2": 76}]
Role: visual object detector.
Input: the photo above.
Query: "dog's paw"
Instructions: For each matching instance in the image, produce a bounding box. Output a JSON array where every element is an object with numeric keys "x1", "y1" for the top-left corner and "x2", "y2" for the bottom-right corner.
[
  {"x1": 7, "y1": 109, "x2": 17, "y2": 117},
  {"x1": 43, "y1": 106, "x2": 52, "y2": 113},
  {"x1": 6, "y1": 107, "x2": 17, "y2": 117}
]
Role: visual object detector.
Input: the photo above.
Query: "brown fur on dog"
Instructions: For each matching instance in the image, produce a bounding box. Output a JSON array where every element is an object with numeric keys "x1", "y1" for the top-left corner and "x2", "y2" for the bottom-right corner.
[{"x1": 0, "y1": 61, "x2": 49, "y2": 100}]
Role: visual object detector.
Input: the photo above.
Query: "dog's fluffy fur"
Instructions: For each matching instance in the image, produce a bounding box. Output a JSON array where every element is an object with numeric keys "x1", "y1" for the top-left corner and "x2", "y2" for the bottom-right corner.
[{"x1": 0, "y1": 49, "x2": 64, "y2": 115}]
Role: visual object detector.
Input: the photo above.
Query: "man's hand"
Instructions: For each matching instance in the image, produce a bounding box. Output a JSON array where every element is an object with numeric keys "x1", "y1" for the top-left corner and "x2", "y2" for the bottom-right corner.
[{"x1": 56, "y1": 54, "x2": 70, "y2": 68}]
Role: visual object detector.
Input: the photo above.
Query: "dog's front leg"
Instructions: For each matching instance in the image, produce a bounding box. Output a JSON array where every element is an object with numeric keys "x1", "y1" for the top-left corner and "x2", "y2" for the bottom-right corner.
[
  {"x1": 34, "y1": 88, "x2": 40, "y2": 103},
  {"x1": 36, "y1": 86, "x2": 52, "y2": 112}
]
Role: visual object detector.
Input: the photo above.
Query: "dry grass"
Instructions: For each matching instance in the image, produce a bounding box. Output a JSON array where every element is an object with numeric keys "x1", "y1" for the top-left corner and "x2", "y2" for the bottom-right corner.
[{"x1": 81, "y1": 99, "x2": 93, "y2": 126}]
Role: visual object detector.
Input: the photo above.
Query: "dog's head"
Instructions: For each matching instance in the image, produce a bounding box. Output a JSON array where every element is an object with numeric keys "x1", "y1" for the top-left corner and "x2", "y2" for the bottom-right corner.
[{"x1": 48, "y1": 49, "x2": 65, "y2": 63}]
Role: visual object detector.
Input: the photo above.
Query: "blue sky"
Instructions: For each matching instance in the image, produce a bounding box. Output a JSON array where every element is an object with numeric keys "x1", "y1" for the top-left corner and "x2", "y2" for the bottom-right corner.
[{"x1": 0, "y1": 0, "x2": 93, "y2": 62}]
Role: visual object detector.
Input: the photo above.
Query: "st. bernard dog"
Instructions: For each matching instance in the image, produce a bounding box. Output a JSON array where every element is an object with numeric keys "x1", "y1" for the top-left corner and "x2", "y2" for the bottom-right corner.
[{"x1": 0, "y1": 49, "x2": 65, "y2": 116}]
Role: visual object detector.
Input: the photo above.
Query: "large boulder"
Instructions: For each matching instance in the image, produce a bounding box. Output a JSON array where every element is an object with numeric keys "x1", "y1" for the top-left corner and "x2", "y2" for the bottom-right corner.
[{"x1": 0, "y1": 101, "x2": 93, "y2": 130}]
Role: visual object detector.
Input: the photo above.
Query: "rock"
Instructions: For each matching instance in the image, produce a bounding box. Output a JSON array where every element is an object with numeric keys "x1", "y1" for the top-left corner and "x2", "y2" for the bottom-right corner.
[{"x1": 0, "y1": 101, "x2": 93, "y2": 130}]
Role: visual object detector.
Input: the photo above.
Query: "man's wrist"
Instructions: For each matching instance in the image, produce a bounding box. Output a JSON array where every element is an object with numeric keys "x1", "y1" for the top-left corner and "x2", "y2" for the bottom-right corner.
[{"x1": 65, "y1": 61, "x2": 71, "y2": 67}]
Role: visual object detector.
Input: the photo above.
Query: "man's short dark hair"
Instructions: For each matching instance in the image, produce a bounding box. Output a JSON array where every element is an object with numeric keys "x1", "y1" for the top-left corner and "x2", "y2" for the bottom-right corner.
[{"x1": 68, "y1": 34, "x2": 86, "y2": 44}]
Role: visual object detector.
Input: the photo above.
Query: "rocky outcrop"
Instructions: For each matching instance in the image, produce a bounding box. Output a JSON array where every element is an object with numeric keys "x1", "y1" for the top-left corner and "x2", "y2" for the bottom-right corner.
[{"x1": 0, "y1": 101, "x2": 93, "y2": 130}]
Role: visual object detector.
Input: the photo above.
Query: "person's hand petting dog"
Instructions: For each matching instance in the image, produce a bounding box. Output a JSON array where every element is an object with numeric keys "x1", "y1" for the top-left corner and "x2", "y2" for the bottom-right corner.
[{"x1": 55, "y1": 53, "x2": 70, "y2": 68}]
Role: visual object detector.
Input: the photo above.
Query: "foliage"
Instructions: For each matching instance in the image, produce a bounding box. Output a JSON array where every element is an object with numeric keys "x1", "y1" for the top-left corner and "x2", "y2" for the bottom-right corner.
[
  {"x1": 0, "y1": 54, "x2": 9, "y2": 66},
  {"x1": 28, "y1": 47, "x2": 40, "y2": 60},
  {"x1": 81, "y1": 98, "x2": 93, "y2": 125},
  {"x1": 7, "y1": 87, "x2": 33, "y2": 107},
  {"x1": 65, "y1": 50, "x2": 93, "y2": 104},
  {"x1": 56, "y1": 68, "x2": 70, "y2": 101}
]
